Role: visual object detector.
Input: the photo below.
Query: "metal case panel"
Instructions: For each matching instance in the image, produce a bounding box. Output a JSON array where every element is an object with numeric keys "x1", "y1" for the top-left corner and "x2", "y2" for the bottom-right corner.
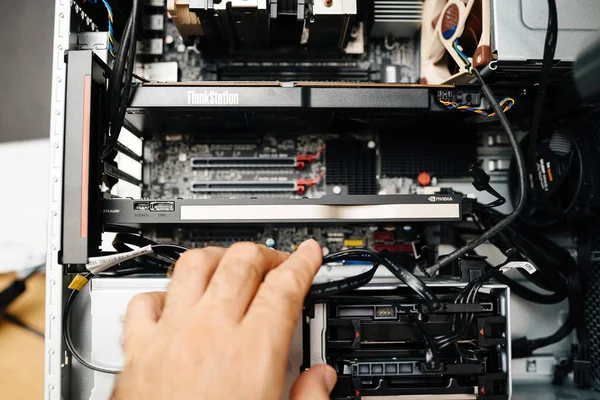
[
  {"x1": 46, "y1": 1, "x2": 71, "y2": 400},
  {"x1": 491, "y1": 0, "x2": 600, "y2": 63}
]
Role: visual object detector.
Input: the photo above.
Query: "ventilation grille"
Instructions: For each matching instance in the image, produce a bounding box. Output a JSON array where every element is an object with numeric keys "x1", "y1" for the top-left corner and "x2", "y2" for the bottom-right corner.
[
  {"x1": 380, "y1": 129, "x2": 477, "y2": 178},
  {"x1": 585, "y1": 259, "x2": 600, "y2": 380},
  {"x1": 371, "y1": 0, "x2": 423, "y2": 38}
]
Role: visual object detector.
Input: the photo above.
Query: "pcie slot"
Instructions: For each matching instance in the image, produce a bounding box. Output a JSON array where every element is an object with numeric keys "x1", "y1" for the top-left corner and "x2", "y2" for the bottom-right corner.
[
  {"x1": 191, "y1": 157, "x2": 297, "y2": 168},
  {"x1": 190, "y1": 180, "x2": 297, "y2": 192}
]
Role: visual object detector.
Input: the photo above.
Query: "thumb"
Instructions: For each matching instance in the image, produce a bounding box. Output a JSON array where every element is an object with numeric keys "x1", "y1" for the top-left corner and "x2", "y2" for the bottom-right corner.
[{"x1": 289, "y1": 364, "x2": 337, "y2": 400}]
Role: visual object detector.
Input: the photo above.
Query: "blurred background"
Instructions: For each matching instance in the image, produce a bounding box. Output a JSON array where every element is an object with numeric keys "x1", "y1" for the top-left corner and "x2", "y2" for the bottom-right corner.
[{"x1": 0, "y1": 1, "x2": 53, "y2": 398}]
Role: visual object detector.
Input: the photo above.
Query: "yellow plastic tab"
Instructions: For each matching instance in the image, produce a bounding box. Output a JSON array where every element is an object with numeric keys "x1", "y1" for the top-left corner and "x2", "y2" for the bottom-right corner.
[
  {"x1": 343, "y1": 239, "x2": 364, "y2": 247},
  {"x1": 68, "y1": 274, "x2": 89, "y2": 291}
]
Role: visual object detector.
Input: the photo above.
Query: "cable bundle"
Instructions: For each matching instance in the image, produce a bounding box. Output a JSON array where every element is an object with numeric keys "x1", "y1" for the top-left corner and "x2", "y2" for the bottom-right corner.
[
  {"x1": 314, "y1": 248, "x2": 441, "y2": 312},
  {"x1": 102, "y1": 0, "x2": 142, "y2": 160},
  {"x1": 86, "y1": 0, "x2": 117, "y2": 58},
  {"x1": 440, "y1": 97, "x2": 514, "y2": 118},
  {"x1": 434, "y1": 255, "x2": 511, "y2": 351}
]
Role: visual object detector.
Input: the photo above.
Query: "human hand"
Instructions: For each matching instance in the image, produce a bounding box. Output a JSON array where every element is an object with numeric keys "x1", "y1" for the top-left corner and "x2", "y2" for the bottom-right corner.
[{"x1": 111, "y1": 239, "x2": 337, "y2": 400}]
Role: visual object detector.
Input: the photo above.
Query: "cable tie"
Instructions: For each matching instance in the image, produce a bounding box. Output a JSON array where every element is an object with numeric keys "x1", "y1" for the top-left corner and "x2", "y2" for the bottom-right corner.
[
  {"x1": 86, "y1": 245, "x2": 154, "y2": 274},
  {"x1": 68, "y1": 274, "x2": 90, "y2": 291}
]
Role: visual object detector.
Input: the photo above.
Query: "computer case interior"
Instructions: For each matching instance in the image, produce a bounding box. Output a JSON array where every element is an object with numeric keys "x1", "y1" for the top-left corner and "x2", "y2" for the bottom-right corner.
[{"x1": 46, "y1": 0, "x2": 600, "y2": 399}]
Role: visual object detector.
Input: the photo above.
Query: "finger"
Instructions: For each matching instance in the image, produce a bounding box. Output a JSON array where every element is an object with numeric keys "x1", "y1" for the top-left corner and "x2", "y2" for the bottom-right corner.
[
  {"x1": 123, "y1": 292, "x2": 166, "y2": 354},
  {"x1": 199, "y1": 242, "x2": 290, "y2": 321},
  {"x1": 289, "y1": 364, "x2": 337, "y2": 400},
  {"x1": 243, "y1": 239, "x2": 322, "y2": 345},
  {"x1": 162, "y1": 247, "x2": 226, "y2": 318}
]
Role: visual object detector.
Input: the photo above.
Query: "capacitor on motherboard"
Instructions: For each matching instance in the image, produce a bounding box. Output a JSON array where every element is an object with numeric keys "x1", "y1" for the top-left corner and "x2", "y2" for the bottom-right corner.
[{"x1": 417, "y1": 171, "x2": 431, "y2": 186}]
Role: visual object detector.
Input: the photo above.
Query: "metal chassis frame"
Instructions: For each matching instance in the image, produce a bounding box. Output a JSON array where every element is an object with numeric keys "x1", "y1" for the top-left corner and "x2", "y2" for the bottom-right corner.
[{"x1": 46, "y1": 1, "x2": 71, "y2": 399}]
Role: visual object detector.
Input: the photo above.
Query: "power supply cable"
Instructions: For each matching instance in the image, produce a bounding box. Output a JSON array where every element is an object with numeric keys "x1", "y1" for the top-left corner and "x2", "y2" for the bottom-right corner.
[
  {"x1": 434, "y1": 253, "x2": 513, "y2": 350},
  {"x1": 424, "y1": 68, "x2": 527, "y2": 277},
  {"x1": 469, "y1": 164, "x2": 506, "y2": 209},
  {"x1": 465, "y1": 209, "x2": 585, "y2": 359},
  {"x1": 469, "y1": 211, "x2": 570, "y2": 303},
  {"x1": 453, "y1": 223, "x2": 567, "y2": 305},
  {"x1": 528, "y1": 0, "x2": 558, "y2": 200},
  {"x1": 472, "y1": 207, "x2": 572, "y2": 297},
  {"x1": 106, "y1": 234, "x2": 440, "y2": 309},
  {"x1": 319, "y1": 248, "x2": 442, "y2": 312},
  {"x1": 104, "y1": 234, "x2": 441, "y2": 310}
]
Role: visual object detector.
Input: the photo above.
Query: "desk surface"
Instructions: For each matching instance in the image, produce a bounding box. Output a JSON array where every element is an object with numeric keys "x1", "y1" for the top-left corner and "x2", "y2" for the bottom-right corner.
[{"x1": 0, "y1": 273, "x2": 46, "y2": 399}]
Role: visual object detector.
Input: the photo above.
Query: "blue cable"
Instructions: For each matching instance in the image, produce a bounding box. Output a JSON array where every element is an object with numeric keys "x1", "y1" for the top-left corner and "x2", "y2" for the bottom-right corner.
[
  {"x1": 85, "y1": 0, "x2": 116, "y2": 57},
  {"x1": 453, "y1": 39, "x2": 470, "y2": 67}
]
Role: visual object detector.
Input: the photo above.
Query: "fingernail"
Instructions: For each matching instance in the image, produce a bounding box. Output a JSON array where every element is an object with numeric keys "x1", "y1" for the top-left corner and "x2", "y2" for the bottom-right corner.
[
  {"x1": 298, "y1": 238, "x2": 318, "y2": 250},
  {"x1": 323, "y1": 366, "x2": 337, "y2": 392}
]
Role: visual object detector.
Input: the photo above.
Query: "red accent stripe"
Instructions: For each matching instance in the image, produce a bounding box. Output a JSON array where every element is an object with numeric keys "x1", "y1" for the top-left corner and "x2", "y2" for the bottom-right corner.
[{"x1": 81, "y1": 75, "x2": 91, "y2": 238}]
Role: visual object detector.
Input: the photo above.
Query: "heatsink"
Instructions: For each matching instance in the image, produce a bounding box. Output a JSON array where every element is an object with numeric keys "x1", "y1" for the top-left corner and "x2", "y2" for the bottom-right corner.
[{"x1": 371, "y1": 0, "x2": 423, "y2": 38}]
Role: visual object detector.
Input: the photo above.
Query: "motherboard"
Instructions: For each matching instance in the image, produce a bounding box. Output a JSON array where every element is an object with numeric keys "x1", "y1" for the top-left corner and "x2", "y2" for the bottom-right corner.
[
  {"x1": 143, "y1": 133, "x2": 327, "y2": 199},
  {"x1": 138, "y1": 19, "x2": 421, "y2": 83},
  {"x1": 146, "y1": 223, "x2": 435, "y2": 256},
  {"x1": 142, "y1": 129, "x2": 508, "y2": 200}
]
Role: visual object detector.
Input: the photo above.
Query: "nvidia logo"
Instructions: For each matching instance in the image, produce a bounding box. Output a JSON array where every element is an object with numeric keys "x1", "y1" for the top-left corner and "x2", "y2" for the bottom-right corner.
[{"x1": 428, "y1": 196, "x2": 453, "y2": 202}]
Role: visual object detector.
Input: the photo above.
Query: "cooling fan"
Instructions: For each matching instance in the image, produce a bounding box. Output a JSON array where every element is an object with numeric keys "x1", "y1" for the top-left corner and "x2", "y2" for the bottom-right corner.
[
  {"x1": 509, "y1": 132, "x2": 588, "y2": 228},
  {"x1": 420, "y1": 0, "x2": 491, "y2": 84}
]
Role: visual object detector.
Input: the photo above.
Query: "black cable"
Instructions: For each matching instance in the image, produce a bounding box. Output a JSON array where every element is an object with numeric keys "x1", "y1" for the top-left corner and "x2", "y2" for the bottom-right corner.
[
  {"x1": 528, "y1": 0, "x2": 558, "y2": 200},
  {"x1": 63, "y1": 276, "x2": 121, "y2": 374},
  {"x1": 457, "y1": 214, "x2": 568, "y2": 304},
  {"x1": 322, "y1": 249, "x2": 442, "y2": 311},
  {"x1": 471, "y1": 214, "x2": 584, "y2": 355},
  {"x1": 95, "y1": 58, "x2": 149, "y2": 83},
  {"x1": 514, "y1": 308, "x2": 578, "y2": 359},
  {"x1": 111, "y1": 232, "x2": 182, "y2": 269},
  {"x1": 434, "y1": 270, "x2": 495, "y2": 348},
  {"x1": 110, "y1": 234, "x2": 440, "y2": 310},
  {"x1": 471, "y1": 208, "x2": 567, "y2": 292},
  {"x1": 102, "y1": 0, "x2": 141, "y2": 160},
  {"x1": 115, "y1": 0, "x2": 140, "y2": 130},
  {"x1": 105, "y1": 15, "x2": 132, "y2": 152},
  {"x1": 425, "y1": 68, "x2": 527, "y2": 277},
  {"x1": 469, "y1": 164, "x2": 506, "y2": 209},
  {"x1": 132, "y1": 72, "x2": 150, "y2": 83},
  {"x1": 308, "y1": 264, "x2": 378, "y2": 299},
  {"x1": 434, "y1": 254, "x2": 513, "y2": 349}
]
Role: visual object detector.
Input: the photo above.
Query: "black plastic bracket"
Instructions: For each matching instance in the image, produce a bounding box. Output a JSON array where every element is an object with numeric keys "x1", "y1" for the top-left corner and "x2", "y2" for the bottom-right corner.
[{"x1": 477, "y1": 316, "x2": 506, "y2": 347}]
